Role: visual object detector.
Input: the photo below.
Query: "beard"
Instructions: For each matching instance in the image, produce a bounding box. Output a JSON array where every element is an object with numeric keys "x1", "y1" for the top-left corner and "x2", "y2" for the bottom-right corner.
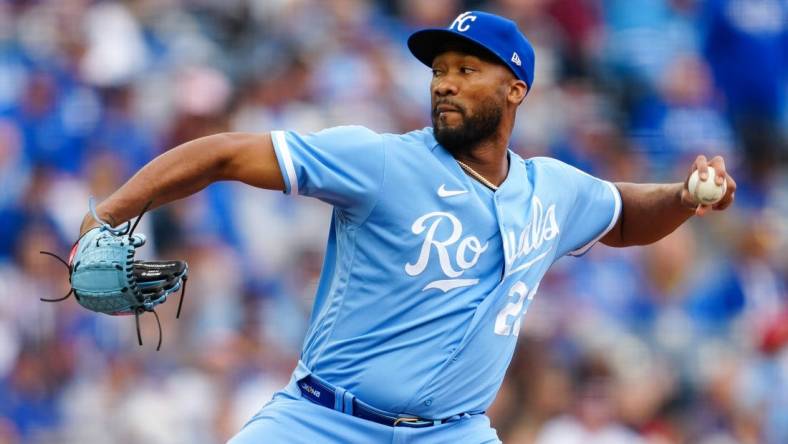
[{"x1": 432, "y1": 99, "x2": 502, "y2": 156}]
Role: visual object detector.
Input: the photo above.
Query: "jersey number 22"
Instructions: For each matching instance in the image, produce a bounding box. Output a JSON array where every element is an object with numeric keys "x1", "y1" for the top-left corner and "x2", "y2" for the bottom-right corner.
[{"x1": 494, "y1": 281, "x2": 538, "y2": 336}]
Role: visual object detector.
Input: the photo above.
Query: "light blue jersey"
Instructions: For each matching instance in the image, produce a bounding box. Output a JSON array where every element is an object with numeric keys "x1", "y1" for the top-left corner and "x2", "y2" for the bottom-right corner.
[{"x1": 269, "y1": 126, "x2": 621, "y2": 419}]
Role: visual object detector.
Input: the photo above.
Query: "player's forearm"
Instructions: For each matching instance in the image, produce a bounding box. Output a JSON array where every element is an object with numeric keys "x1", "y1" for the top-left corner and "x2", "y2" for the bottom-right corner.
[
  {"x1": 604, "y1": 182, "x2": 695, "y2": 247},
  {"x1": 79, "y1": 133, "x2": 246, "y2": 235}
]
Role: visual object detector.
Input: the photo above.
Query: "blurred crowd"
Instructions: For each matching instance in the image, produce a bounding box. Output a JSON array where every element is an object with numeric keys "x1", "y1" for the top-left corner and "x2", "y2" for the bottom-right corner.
[{"x1": 0, "y1": 0, "x2": 786, "y2": 443}]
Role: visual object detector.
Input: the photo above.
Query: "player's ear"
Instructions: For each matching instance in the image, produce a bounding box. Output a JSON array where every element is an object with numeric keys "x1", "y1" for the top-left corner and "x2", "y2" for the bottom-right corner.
[{"x1": 507, "y1": 80, "x2": 527, "y2": 106}]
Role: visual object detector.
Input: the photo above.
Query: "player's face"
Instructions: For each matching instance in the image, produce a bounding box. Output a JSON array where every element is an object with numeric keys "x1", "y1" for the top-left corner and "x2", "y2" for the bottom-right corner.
[{"x1": 430, "y1": 49, "x2": 512, "y2": 154}]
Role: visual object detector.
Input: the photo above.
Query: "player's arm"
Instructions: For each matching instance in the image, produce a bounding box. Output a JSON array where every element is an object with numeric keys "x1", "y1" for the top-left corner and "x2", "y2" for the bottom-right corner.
[
  {"x1": 79, "y1": 132, "x2": 283, "y2": 235},
  {"x1": 601, "y1": 155, "x2": 736, "y2": 247}
]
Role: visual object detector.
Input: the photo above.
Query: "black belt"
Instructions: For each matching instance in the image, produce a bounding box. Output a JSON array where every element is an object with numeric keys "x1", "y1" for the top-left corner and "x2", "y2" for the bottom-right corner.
[{"x1": 297, "y1": 374, "x2": 459, "y2": 428}]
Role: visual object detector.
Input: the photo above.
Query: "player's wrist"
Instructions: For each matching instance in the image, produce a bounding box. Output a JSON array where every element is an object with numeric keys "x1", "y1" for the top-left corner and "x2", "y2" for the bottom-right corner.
[
  {"x1": 79, "y1": 215, "x2": 101, "y2": 237},
  {"x1": 79, "y1": 201, "x2": 124, "y2": 236},
  {"x1": 677, "y1": 183, "x2": 698, "y2": 212},
  {"x1": 80, "y1": 207, "x2": 116, "y2": 236}
]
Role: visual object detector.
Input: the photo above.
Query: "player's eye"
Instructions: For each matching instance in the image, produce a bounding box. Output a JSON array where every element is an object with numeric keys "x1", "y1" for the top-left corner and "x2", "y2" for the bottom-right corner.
[
  {"x1": 431, "y1": 69, "x2": 443, "y2": 77},
  {"x1": 460, "y1": 66, "x2": 476, "y2": 74}
]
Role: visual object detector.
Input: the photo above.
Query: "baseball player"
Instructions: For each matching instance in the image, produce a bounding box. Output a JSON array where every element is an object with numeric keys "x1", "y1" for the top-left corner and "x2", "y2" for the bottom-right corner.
[{"x1": 74, "y1": 11, "x2": 736, "y2": 444}]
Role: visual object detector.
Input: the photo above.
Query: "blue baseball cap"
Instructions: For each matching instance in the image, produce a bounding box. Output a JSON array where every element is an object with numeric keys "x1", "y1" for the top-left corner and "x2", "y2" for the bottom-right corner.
[{"x1": 408, "y1": 11, "x2": 536, "y2": 91}]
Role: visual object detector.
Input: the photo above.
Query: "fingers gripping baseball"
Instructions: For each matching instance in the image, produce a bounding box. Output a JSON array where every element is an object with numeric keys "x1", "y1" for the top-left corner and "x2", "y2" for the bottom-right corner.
[{"x1": 683, "y1": 155, "x2": 736, "y2": 216}]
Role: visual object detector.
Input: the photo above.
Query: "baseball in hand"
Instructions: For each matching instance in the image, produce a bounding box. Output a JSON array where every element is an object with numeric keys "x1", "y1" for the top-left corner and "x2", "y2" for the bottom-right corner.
[{"x1": 688, "y1": 166, "x2": 726, "y2": 205}]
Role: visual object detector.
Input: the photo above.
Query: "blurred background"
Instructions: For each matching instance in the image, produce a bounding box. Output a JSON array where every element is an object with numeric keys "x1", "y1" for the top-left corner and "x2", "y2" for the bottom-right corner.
[{"x1": 0, "y1": 0, "x2": 786, "y2": 443}]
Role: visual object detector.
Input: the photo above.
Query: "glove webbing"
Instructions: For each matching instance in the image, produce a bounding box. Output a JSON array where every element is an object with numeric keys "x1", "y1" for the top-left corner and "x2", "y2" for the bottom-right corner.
[{"x1": 39, "y1": 200, "x2": 187, "y2": 351}]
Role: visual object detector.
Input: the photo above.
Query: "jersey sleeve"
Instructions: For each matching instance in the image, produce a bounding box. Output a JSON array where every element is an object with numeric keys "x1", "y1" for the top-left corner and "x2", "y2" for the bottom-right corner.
[
  {"x1": 553, "y1": 162, "x2": 622, "y2": 257},
  {"x1": 270, "y1": 125, "x2": 385, "y2": 221}
]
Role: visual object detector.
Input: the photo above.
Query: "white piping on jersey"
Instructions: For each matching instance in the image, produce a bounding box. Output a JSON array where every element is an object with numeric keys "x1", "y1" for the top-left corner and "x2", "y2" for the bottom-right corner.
[
  {"x1": 569, "y1": 181, "x2": 622, "y2": 256},
  {"x1": 272, "y1": 130, "x2": 299, "y2": 195}
]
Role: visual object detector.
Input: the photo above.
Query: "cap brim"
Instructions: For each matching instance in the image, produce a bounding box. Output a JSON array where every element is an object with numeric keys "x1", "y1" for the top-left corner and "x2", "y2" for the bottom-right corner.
[{"x1": 407, "y1": 29, "x2": 504, "y2": 69}]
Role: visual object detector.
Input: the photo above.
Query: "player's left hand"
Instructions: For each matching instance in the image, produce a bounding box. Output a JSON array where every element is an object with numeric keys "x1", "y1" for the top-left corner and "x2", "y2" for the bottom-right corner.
[{"x1": 681, "y1": 155, "x2": 736, "y2": 216}]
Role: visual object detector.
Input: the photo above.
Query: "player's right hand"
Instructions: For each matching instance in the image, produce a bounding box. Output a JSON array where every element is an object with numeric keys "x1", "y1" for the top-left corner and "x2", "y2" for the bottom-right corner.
[{"x1": 681, "y1": 154, "x2": 736, "y2": 216}]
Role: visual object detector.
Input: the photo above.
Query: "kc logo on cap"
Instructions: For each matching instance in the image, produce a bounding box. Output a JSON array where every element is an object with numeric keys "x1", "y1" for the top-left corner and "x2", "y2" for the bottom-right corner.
[{"x1": 450, "y1": 11, "x2": 477, "y2": 32}]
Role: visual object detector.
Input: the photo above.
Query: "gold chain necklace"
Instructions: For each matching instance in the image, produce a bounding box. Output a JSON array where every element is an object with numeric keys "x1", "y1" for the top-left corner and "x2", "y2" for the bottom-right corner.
[{"x1": 456, "y1": 160, "x2": 499, "y2": 191}]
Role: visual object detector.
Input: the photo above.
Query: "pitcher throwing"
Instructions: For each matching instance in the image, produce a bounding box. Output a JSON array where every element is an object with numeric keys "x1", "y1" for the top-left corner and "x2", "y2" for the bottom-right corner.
[{"x1": 74, "y1": 11, "x2": 735, "y2": 444}]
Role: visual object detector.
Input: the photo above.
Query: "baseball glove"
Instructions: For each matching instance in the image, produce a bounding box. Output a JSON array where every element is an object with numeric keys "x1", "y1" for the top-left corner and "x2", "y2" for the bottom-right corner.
[{"x1": 40, "y1": 199, "x2": 188, "y2": 350}]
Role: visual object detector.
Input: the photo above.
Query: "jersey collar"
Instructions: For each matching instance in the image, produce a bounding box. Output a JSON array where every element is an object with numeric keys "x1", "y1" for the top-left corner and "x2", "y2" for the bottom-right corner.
[{"x1": 427, "y1": 129, "x2": 527, "y2": 196}]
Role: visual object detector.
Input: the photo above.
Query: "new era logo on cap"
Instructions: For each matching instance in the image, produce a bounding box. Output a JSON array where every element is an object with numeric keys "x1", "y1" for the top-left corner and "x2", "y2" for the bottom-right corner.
[{"x1": 511, "y1": 52, "x2": 521, "y2": 66}]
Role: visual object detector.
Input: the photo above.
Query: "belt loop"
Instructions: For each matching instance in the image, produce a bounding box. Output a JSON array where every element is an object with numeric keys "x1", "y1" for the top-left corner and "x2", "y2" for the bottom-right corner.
[
  {"x1": 343, "y1": 391, "x2": 356, "y2": 415},
  {"x1": 333, "y1": 386, "x2": 347, "y2": 412}
]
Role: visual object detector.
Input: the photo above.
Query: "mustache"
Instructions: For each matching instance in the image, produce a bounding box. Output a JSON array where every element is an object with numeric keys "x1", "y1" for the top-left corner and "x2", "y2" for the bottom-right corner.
[{"x1": 432, "y1": 99, "x2": 466, "y2": 116}]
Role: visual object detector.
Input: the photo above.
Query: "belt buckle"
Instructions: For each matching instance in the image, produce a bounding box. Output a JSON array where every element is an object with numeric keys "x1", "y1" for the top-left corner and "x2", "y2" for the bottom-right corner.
[
  {"x1": 393, "y1": 417, "x2": 421, "y2": 427},
  {"x1": 393, "y1": 416, "x2": 432, "y2": 427}
]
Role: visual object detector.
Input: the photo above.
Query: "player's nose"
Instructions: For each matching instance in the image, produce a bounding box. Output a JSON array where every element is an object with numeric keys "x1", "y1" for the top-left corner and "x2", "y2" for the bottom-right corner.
[{"x1": 432, "y1": 75, "x2": 459, "y2": 97}]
